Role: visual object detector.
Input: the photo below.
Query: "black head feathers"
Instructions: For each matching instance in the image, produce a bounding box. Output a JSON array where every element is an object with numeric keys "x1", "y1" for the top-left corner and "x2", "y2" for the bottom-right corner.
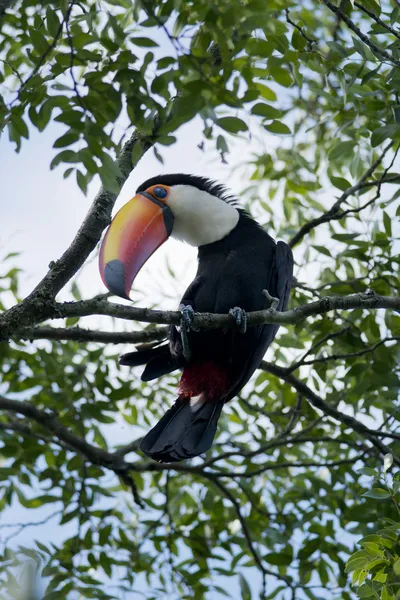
[{"x1": 136, "y1": 174, "x2": 238, "y2": 206}]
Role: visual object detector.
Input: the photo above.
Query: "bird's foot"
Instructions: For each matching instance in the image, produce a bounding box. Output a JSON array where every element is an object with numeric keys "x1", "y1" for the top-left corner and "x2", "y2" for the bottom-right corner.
[
  {"x1": 262, "y1": 289, "x2": 279, "y2": 311},
  {"x1": 229, "y1": 307, "x2": 247, "y2": 334},
  {"x1": 179, "y1": 304, "x2": 198, "y2": 361}
]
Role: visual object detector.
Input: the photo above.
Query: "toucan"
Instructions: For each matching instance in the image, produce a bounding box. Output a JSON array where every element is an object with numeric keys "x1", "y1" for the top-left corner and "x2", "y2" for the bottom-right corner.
[{"x1": 99, "y1": 174, "x2": 293, "y2": 462}]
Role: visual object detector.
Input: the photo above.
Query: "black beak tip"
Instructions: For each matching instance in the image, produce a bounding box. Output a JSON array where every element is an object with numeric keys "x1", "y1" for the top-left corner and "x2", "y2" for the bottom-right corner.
[{"x1": 104, "y1": 260, "x2": 130, "y2": 300}]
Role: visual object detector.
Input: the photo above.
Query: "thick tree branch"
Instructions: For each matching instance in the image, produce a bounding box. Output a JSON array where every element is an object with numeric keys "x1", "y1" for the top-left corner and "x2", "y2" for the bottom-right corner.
[
  {"x1": 7, "y1": 292, "x2": 400, "y2": 345},
  {"x1": 0, "y1": 396, "x2": 119, "y2": 468},
  {"x1": 49, "y1": 291, "x2": 400, "y2": 330},
  {"x1": 0, "y1": 128, "x2": 157, "y2": 341},
  {"x1": 0, "y1": 393, "x2": 382, "y2": 478},
  {"x1": 0, "y1": 418, "x2": 68, "y2": 449},
  {"x1": 14, "y1": 325, "x2": 168, "y2": 345}
]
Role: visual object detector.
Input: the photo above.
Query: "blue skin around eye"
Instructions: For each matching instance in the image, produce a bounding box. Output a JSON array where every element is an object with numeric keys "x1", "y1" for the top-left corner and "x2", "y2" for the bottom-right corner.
[{"x1": 154, "y1": 187, "x2": 167, "y2": 199}]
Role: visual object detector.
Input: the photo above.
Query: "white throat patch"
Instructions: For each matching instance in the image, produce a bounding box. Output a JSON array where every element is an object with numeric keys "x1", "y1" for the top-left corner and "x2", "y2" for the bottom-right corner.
[{"x1": 167, "y1": 184, "x2": 239, "y2": 246}]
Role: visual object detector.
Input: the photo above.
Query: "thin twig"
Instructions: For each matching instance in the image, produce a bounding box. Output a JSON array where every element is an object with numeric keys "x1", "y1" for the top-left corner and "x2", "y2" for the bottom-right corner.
[
  {"x1": 289, "y1": 141, "x2": 394, "y2": 248},
  {"x1": 354, "y1": 2, "x2": 400, "y2": 42},
  {"x1": 321, "y1": 0, "x2": 400, "y2": 67}
]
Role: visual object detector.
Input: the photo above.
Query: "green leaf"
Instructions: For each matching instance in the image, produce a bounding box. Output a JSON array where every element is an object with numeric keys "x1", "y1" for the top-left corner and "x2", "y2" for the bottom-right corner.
[
  {"x1": 357, "y1": 584, "x2": 375, "y2": 598},
  {"x1": 358, "y1": 467, "x2": 378, "y2": 477},
  {"x1": 264, "y1": 120, "x2": 291, "y2": 135},
  {"x1": 157, "y1": 135, "x2": 176, "y2": 146},
  {"x1": 216, "y1": 117, "x2": 248, "y2": 134},
  {"x1": 255, "y1": 83, "x2": 277, "y2": 101},
  {"x1": 328, "y1": 141, "x2": 355, "y2": 162},
  {"x1": 66, "y1": 317, "x2": 79, "y2": 327},
  {"x1": 76, "y1": 170, "x2": 88, "y2": 195},
  {"x1": 153, "y1": 146, "x2": 164, "y2": 164},
  {"x1": 71, "y1": 281, "x2": 82, "y2": 301},
  {"x1": 239, "y1": 574, "x2": 252, "y2": 600},
  {"x1": 329, "y1": 175, "x2": 351, "y2": 191},
  {"x1": 157, "y1": 56, "x2": 175, "y2": 69},
  {"x1": 312, "y1": 245, "x2": 332, "y2": 257},
  {"x1": 246, "y1": 38, "x2": 273, "y2": 58},
  {"x1": 46, "y1": 8, "x2": 60, "y2": 37},
  {"x1": 362, "y1": 488, "x2": 391, "y2": 500},
  {"x1": 50, "y1": 150, "x2": 78, "y2": 169},
  {"x1": 393, "y1": 558, "x2": 400, "y2": 575},
  {"x1": 292, "y1": 28, "x2": 307, "y2": 50},
  {"x1": 30, "y1": 29, "x2": 49, "y2": 54},
  {"x1": 131, "y1": 37, "x2": 158, "y2": 47},
  {"x1": 265, "y1": 551, "x2": 292, "y2": 566},
  {"x1": 350, "y1": 153, "x2": 364, "y2": 179},
  {"x1": 131, "y1": 141, "x2": 144, "y2": 166},
  {"x1": 373, "y1": 570, "x2": 387, "y2": 583},
  {"x1": 99, "y1": 153, "x2": 122, "y2": 194},
  {"x1": 381, "y1": 585, "x2": 394, "y2": 600},
  {"x1": 53, "y1": 131, "x2": 80, "y2": 148},
  {"x1": 383, "y1": 213, "x2": 392, "y2": 238},
  {"x1": 371, "y1": 124, "x2": 400, "y2": 147},
  {"x1": 251, "y1": 103, "x2": 282, "y2": 119}
]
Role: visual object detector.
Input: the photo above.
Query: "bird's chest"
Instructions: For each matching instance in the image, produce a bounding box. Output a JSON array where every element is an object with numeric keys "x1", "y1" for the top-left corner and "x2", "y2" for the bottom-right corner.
[{"x1": 195, "y1": 248, "x2": 267, "y2": 314}]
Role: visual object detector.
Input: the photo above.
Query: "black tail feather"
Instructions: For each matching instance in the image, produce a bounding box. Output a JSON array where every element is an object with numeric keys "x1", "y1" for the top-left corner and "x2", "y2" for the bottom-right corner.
[
  {"x1": 119, "y1": 343, "x2": 169, "y2": 367},
  {"x1": 119, "y1": 343, "x2": 178, "y2": 381},
  {"x1": 140, "y1": 397, "x2": 224, "y2": 462}
]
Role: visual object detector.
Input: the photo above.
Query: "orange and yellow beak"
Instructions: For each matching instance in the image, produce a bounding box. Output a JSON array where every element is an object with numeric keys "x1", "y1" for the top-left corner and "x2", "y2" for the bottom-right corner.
[{"x1": 99, "y1": 191, "x2": 174, "y2": 300}]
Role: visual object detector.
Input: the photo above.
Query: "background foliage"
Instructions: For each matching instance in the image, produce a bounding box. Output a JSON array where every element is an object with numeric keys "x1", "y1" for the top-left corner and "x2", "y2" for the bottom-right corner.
[{"x1": 1, "y1": 0, "x2": 400, "y2": 599}]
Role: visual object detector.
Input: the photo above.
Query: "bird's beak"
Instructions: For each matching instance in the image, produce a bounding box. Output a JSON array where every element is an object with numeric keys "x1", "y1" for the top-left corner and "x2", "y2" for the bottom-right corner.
[{"x1": 99, "y1": 192, "x2": 174, "y2": 300}]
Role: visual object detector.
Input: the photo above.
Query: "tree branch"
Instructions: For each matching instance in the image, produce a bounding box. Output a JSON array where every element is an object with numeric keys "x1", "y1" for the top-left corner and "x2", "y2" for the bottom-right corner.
[
  {"x1": 14, "y1": 325, "x2": 168, "y2": 345},
  {"x1": 49, "y1": 291, "x2": 400, "y2": 330},
  {"x1": 260, "y1": 360, "x2": 398, "y2": 463},
  {"x1": 201, "y1": 474, "x2": 292, "y2": 586},
  {"x1": 354, "y1": 2, "x2": 400, "y2": 42},
  {"x1": 288, "y1": 336, "x2": 400, "y2": 370},
  {"x1": 0, "y1": 395, "x2": 119, "y2": 468},
  {"x1": 289, "y1": 141, "x2": 394, "y2": 248},
  {"x1": 0, "y1": 418, "x2": 68, "y2": 450},
  {"x1": 7, "y1": 291, "x2": 400, "y2": 344},
  {"x1": 10, "y1": 2, "x2": 74, "y2": 105},
  {"x1": 320, "y1": 0, "x2": 400, "y2": 67},
  {"x1": 0, "y1": 126, "x2": 159, "y2": 341},
  {"x1": 214, "y1": 453, "x2": 367, "y2": 478}
]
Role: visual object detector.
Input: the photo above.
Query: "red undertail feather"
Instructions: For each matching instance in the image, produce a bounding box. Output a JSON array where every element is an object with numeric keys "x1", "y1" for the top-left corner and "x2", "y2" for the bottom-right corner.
[{"x1": 178, "y1": 362, "x2": 230, "y2": 400}]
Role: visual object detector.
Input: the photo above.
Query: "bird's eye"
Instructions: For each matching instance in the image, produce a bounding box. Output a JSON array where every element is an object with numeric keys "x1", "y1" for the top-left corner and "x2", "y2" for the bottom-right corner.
[{"x1": 153, "y1": 186, "x2": 167, "y2": 199}]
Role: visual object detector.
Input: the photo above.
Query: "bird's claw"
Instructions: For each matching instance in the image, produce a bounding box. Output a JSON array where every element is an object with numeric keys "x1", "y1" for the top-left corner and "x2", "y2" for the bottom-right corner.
[
  {"x1": 263, "y1": 289, "x2": 279, "y2": 311},
  {"x1": 229, "y1": 307, "x2": 247, "y2": 334},
  {"x1": 179, "y1": 304, "x2": 198, "y2": 361},
  {"x1": 179, "y1": 304, "x2": 198, "y2": 332}
]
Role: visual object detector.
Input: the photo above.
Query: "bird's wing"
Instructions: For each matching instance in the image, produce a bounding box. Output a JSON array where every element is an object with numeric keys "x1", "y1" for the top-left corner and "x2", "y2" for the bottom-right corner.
[
  {"x1": 118, "y1": 276, "x2": 204, "y2": 380},
  {"x1": 224, "y1": 240, "x2": 294, "y2": 401}
]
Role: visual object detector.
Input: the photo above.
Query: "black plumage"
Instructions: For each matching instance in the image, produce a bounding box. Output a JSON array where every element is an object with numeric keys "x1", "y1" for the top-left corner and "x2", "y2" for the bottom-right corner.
[{"x1": 120, "y1": 177, "x2": 294, "y2": 463}]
